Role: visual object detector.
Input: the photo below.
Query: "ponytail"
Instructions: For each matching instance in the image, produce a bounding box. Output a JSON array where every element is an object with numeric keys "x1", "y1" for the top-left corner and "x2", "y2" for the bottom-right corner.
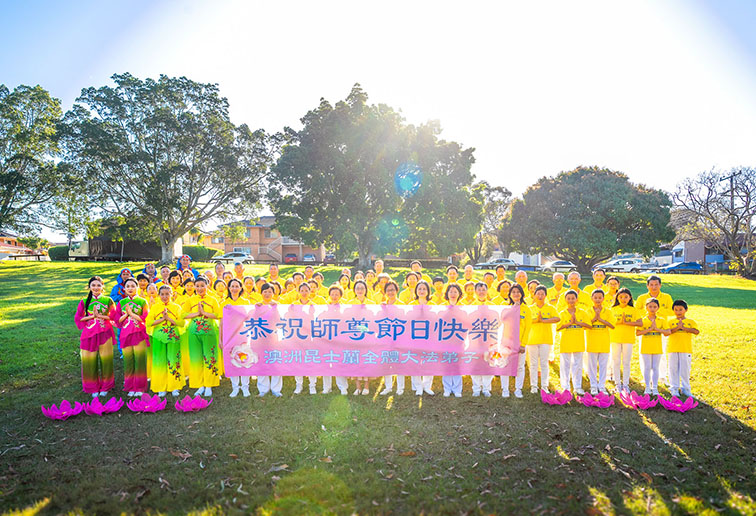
[{"x1": 84, "y1": 276, "x2": 103, "y2": 313}]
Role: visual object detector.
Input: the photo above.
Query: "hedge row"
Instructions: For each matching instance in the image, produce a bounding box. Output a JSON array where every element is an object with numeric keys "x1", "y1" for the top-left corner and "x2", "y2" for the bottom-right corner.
[
  {"x1": 48, "y1": 246, "x2": 69, "y2": 261},
  {"x1": 182, "y1": 245, "x2": 219, "y2": 262}
]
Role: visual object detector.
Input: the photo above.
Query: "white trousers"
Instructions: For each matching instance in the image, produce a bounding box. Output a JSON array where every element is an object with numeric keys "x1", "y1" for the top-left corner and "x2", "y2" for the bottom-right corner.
[
  {"x1": 257, "y1": 376, "x2": 282, "y2": 395},
  {"x1": 442, "y1": 375, "x2": 462, "y2": 395},
  {"x1": 611, "y1": 342, "x2": 633, "y2": 389},
  {"x1": 295, "y1": 376, "x2": 317, "y2": 389},
  {"x1": 586, "y1": 352, "x2": 609, "y2": 390},
  {"x1": 527, "y1": 344, "x2": 551, "y2": 389},
  {"x1": 667, "y1": 352, "x2": 692, "y2": 394},
  {"x1": 411, "y1": 376, "x2": 433, "y2": 392},
  {"x1": 560, "y1": 352, "x2": 583, "y2": 391},
  {"x1": 383, "y1": 375, "x2": 406, "y2": 392},
  {"x1": 230, "y1": 376, "x2": 250, "y2": 388},
  {"x1": 471, "y1": 375, "x2": 493, "y2": 394},
  {"x1": 321, "y1": 376, "x2": 348, "y2": 393},
  {"x1": 641, "y1": 354, "x2": 662, "y2": 392},
  {"x1": 500, "y1": 351, "x2": 526, "y2": 392}
]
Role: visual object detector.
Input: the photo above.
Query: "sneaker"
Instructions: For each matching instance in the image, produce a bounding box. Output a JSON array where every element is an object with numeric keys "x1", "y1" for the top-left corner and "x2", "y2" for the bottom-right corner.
[
  {"x1": 652, "y1": 388, "x2": 659, "y2": 396},
  {"x1": 204, "y1": 388, "x2": 212, "y2": 397},
  {"x1": 361, "y1": 388, "x2": 369, "y2": 395},
  {"x1": 423, "y1": 388, "x2": 435, "y2": 396},
  {"x1": 541, "y1": 387, "x2": 549, "y2": 394},
  {"x1": 482, "y1": 390, "x2": 491, "y2": 398},
  {"x1": 415, "y1": 390, "x2": 423, "y2": 396},
  {"x1": 340, "y1": 389, "x2": 348, "y2": 395},
  {"x1": 158, "y1": 392, "x2": 166, "y2": 398},
  {"x1": 293, "y1": 386, "x2": 303, "y2": 395},
  {"x1": 258, "y1": 392, "x2": 267, "y2": 397},
  {"x1": 514, "y1": 389, "x2": 523, "y2": 398},
  {"x1": 322, "y1": 389, "x2": 331, "y2": 394},
  {"x1": 396, "y1": 389, "x2": 404, "y2": 396},
  {"x1": 91, "y1": 392, "x2": 99, "y2": 398},
  {"x1": 643, "y1": 389, "x2": 652, "y2": 396},
  {"x1": 127, "y1": 391, "x2": 135, "y2": 397},
  {"x1": 670, "y1": 389, "x2": 680, "y2": 398},
  {"x1": 194, "y1": 387, "x2": 205, "y2": 396},
  {"x1": 241, "y1": 387, "x2": 251, "y2": 397},
  {"x1": 99, "y1": 391, "x2": 108, "y2": 397},
  {"x1": 681, "y1": 388, "x2": 693, "y2": 397},
  {"x1": 380, "y1": 388, "x2": 392, "y2": 395},
  {"x1": 229, "y1": 387, "x2": 240, "y2": 398},
  {"x1": 272, "y1": 391, "x2": 282, "y2": 397},
  {"x1": 454, "y1": 392, "x2": 462, "y2": 398},
  {"x1": 590, "y1": 388, "x2": 598, "y2": 395},
  {"x1": 472, "y1": 391, "x2": 481, "y2": 397},
  {"x1": 575, "y1": 389, "x2": 585, "y2": 396},
  {"x1": 502, "y1": 390, "x2": 510, "y2": 398},
  {"x1": 353, "y1": 388, "x2": 360, "y2": 395},
  {"x1": 530, "y1": 386, "x2": 539, "y2": 394},
  {"x1": 171, "y1": 390, "x2": 180, "y2": 397},
  {"x1": 443, "y1": 391, "x2": 451, "y2": 397}
]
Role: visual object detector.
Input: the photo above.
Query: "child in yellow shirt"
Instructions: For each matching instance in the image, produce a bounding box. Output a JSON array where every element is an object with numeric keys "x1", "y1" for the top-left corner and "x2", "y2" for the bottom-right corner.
[
  {"x1": 636, "y1": 298, "x2": 671, "y2": 395},
  {"x1": 667, "y1": 299, "x2": 699, "y2": 398}
]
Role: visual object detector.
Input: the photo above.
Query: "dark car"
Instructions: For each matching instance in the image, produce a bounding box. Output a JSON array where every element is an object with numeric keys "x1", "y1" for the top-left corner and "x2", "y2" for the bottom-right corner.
[{"x1": 655, "y1": 262, "x2": 703, "y2": 274}]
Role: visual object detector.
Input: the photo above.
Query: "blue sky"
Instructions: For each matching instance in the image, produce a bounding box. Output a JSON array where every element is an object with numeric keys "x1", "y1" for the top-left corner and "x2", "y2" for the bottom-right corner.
[{"x1": 2, "y1": 0, "x2": 756, "y2": 239}]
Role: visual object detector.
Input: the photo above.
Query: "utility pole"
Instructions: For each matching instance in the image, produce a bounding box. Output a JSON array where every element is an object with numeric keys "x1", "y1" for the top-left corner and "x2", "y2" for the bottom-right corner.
[{"x1": 719, "y1": 170, "x2": 742, "y2": 272}]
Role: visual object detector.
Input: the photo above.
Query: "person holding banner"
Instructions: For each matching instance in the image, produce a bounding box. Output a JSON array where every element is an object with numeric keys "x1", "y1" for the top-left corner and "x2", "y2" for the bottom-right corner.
[
  {"x1": 430, "y1": 277, "x2": 446, "y2": 305},
  {"x1": 292, "y1": 282, "x2": 319, "y2": 394},
  {"x1": 255, "y1": 283, "x2": 283, "y2": 397},
  {"x1": 492, "y1": 280, "x2": 512, "y2": 306},
  {"x1": 323, "y1": 285, "x2": 349, "y2": 395},
  {"x1": 223, "y1": 279, "x2": 252, "y2": 397},
  {"x1": 349, "y1": 280, "x2": 377, "y2": 396},
  {"x1": 500, "y1": 284, "x2": 531, "y2": 398},
  {"x1": 410, "y1": 280, "x2": 435, "y2": 396},
  {"x1": 527, "y1": 285, "x2": 559, "y2": 393},
  {"x1": 557, "y1": 290, "x2": 591, "y2": 394},
  {"x1": 379, "y1": 280, "x2": 405, "y2": 396},
  {"x1": 182, "y1": 276, "x2": 221, "y2": 397},
  {"x1": 146, "y1": 285, "x2": 185, "y2": 397},
  {"x1": 442, "y1": 283, "x2": 465, "y2": 397}
]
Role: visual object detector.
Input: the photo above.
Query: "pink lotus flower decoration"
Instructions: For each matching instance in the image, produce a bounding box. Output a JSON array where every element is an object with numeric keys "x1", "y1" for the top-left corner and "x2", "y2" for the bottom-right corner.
[
  {"x1": 658, "y1": 395, "x2": 698, "y2": 413},
  {"x1": 174, "y1": 395, "x2": 213, "y2": 412},
  {"x1": 576, "y1": 392, "x2": 615, "y2": 408},
  {"x1": 541, "y1": 389, "x2": 573, "y2": 405},
  {"x1": 620, "y1": 391, "x2": 658, "y2": 410},
  {"x1": 127, "y1": 393, "x2": 167, "y2": 413},
  {"x1": 84, "y1": 396, "x2": 124, "y2": 416},
  {"x1": 41, "y1": 400, "x2": 84, "y2": 420}
]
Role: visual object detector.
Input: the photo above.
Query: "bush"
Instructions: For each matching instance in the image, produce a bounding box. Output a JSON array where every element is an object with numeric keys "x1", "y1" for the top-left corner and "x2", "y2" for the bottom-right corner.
[
  {"x1": 48, "y1": 246, "x2": 69, "y2": 261},
  {"x1": 182, "y1": 245, "x2": 219, "y2": 262}
]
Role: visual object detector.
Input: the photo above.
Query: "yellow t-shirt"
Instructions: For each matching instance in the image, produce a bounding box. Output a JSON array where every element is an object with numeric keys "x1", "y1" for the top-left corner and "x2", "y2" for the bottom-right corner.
[
  {"x1": 557, "y1": 308, "x2": 590, "y2": 353},
  {"x1": 399, "y1": 289, "x2": 416, "y2": 304},
  {"x1": 244, "y1": 291, "x2": 263, "y2": 304},
  {"x1": 583, "y1": 282, "x2": 606, "y2": 295},
  {"x1": 491, "y1": 295, "x2": 510, "y2": 306},
  {"x1": 459, "y1": 295, "x2": 477, "y2": 306},
  {"x1": 279, "y1": 289, "x2": 298, "y2": 304},
  {"x1": 667, "y1": 317, "x2": 697, "y2": 353},
  {"x1": 381, "y1": 298, "x2": 405, "y2": 305},
  {"x1": 639, "y1": 316, "x2": 669, "y2": 355},
  {"x1": 515, "y1": 303, "x2": 532, "y2": 345},
  {"x1": 430, "y1": 292, "x2": 445, "y2": 305},
  {"x1": 586, "y1": 306, "x2": 614, "y2": 353},
  {"x1": 610, "y1": 305, "x2": 640, "y2": 344},
  {"x1": 291, "y1": 298, "x2": 314, "y2": 305},
  {"x1": 557, "y1": 288, "x2": 592, "y2": 311},
  {"x1": 636, "y1": 292, "x2": 674, "y2": 318},
  {"x1": 546, "y1": 286, "x2": 566, "y2": 306},
  {"x1": 528, "y1": 303, "x2": 559, "y2": 345},
  {"x1": 222, "y1": 296, "x2": 250, "y2": 307},
  {"x1": 310, "y1": 295, "x2": 327, "y2": 305},
  {"x1": 348, "y1": 297, "x2": 376, "y2": 305}
]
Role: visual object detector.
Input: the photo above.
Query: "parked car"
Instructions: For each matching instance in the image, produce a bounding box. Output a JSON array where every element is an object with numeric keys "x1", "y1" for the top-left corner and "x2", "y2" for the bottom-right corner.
[
  {"x1": 303, "y1": 253, "x2": 317, "y2": 263},
  {"x1": 593, "y1": 258, "x2": 644, "y2": 273},
  {"x1": 212, "y1": 252, "x2": 255, "y2": 264},
  {"x1": 539, "y1": 260, "x2": 577, "y2": 273},
  {"x1": 324, "y1": 253, "x2": 336, "y2": 263},
  {"x1": 473, "y1": 258, "x2": 519, "y2": 270},
  {"x1": 284, "y1": 253, "x2": 298, "y2": 264},
  {"x1": 653, "y1": 261, "x2": 703, "y2": 274}
]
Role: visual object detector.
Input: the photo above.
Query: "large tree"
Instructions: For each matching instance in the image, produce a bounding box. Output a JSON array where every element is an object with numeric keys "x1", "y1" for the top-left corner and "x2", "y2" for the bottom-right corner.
[
  {"x1": 673, "y1": 167, "x2": 755, "y2": 277},
  {"x1": 268, "y1": 84, "x2": 479, "y2": 266},
  {"x1": 0, "y1": 84, "x2": 66, "y2": 233},
  {"x1": 464, "y1": 181, "x2": 511, "y2": 263},
  {"x1": 499, "y1": 166, "x2": 674, "y2": 273},
  {"x1": 61, "y1": 73, "x2": 274, "y2": 261}
]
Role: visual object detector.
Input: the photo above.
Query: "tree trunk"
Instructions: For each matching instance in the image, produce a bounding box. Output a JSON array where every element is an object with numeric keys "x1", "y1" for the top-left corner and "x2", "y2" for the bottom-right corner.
[
  {"x1": 161, "y1": 233, "x2": 178, "y2": 264},
  {"x1": 120, "y1": 240, "x2": 125, "y2": 262}
]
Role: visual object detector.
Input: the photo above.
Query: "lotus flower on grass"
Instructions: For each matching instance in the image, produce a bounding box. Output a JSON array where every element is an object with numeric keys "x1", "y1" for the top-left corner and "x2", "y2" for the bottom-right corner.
[
  {"x1": 127, "y1": 393, "x2": 167, "y2": 413},
  {"x1": 174, "y1": 395, "x2": 213, "y2": 412},
  {"x1": 576, "y1": 392, "x2": 615, "y2": 408},
  {"x1": 84, "y1": 396, "x2": 124, "y2": 416},
  {"x1": 541, "y1": 390, "x2": 572, "y2": 405},
  {"x1": 658, "y1": 396, "x2": 698, "y2": 413},
  {"x1": 41, "y1": 400, "x2": 84, "y2": 420},
  {"x1": 619, "y1": 391, "x2": 658, "y2": 410}
]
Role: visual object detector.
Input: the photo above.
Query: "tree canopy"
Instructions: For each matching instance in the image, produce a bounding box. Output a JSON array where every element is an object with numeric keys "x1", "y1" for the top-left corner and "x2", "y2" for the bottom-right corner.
[
  {"x1": 268, "y1": 84, "x2": 480, "y2": 266},
  {"x1": 499, "y1": 166, "x2": 674, "y2": 273},
  {"x1": 61, "y1": 73, "x2": 274, "y2": 261}
]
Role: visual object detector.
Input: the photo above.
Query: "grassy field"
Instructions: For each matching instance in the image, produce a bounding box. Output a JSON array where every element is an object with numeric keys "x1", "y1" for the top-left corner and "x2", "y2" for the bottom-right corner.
[{"x1": 1, "y1": 261, "x2": 755, "y2": 515}]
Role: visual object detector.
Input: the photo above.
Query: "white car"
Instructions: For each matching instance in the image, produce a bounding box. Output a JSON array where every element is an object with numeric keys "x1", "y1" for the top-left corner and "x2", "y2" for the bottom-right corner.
[
  {"x1": 594, "y1": 258, "x2": 645, "y2": 273},
  {"x1": 212, "y1": 252, "x2": 255, "y2": 264},
  {"x1": 473, "y1": 258, "x2": 519, "y2": 270},
  {"x1": 539, "y1": 260, "x2": 577, "y2": 272}
]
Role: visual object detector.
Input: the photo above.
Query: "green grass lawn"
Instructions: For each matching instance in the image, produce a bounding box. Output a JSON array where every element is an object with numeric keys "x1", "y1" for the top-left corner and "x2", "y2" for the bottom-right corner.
[{"x1": 1, "y1": 262, "x2": 755, "y2": 515}]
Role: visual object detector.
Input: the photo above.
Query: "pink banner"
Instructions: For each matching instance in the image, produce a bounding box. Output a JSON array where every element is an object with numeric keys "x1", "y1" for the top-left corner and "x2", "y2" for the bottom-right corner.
[{"x1": 221, "y1": 304, "x2": 521, "y2": 376}]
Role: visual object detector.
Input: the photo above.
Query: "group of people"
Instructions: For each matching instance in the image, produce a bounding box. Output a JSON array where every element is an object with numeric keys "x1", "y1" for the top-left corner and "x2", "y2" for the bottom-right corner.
[{"x1": 74, "y1": 256, "x2": 699, "y2": 401}]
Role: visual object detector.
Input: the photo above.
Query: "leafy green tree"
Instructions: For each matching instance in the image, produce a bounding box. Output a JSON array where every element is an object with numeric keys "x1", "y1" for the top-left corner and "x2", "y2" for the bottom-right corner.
[
  {"x1": 17, "y1": 236, "x2": 49, "y2": 250},
  {"x1": 61, "y1": 73, "x2": 274, "y2": 262},
  {"x1": 0, "y1": 84, "x2": 66, "y2": 233},
  {"x1": 268, "y1": 85, "x2": 478, "y2": 266},
  {"x1": 499, "y1": 166, "x2": 673, "y2": 273},
  {"x1": 463, "y1": 181, "x2": 511, "y2": 263}
]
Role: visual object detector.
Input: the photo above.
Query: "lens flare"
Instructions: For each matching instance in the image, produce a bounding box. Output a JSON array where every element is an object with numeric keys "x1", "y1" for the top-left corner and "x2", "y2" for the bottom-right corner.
[{"x1": 394, "y1": 162, "x2": 422, "y2": 198}]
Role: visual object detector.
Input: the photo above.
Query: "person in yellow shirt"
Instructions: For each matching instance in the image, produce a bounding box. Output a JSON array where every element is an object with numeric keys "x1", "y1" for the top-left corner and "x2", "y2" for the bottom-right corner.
[
  {"x1": 494, "y1": 265, "x2": 507, "y2": 286},
  {"x1": 233, "y1": 262, "x2": 245, "y2": 280},
  {"x1": 585, "y1": 290, "x2": 615, "y2": 395},
  {"x1": 491, "y1": 279, "x2": 512, "y2": 306},
  {"x1": 409, "y1": 280, "x2": 435, "y2": 396},
  {"x1": 214, "y1": 262, "x2": 226, "y2": 284},
  {"x1": 350, "y1": 280, "x2": 377, "y2": 305},
  {"x1": 409, "y1": 280, "x2": 434, "y2": 305},
  {"x1": 409, "y1": 260, "x2": 432, "y2": 284},
  {"x1": 222, "y1": 279, "x2": 252, "y2": 397},
  {"x1": 430, "y1": 277, "x2": 446, "y2": 305},
  {"x1": 181, "y1": 276, "x2": 222, "y2": 397},
  {"x1": 444, "y1": 284, "x2": 471, "y2": 397},
  {"x1": 472, "y1": 282, "x2": 490, "y2": 305},
  {"x1": 546, "y1": 272, "x2": 566, "y2": 306},
  {"x1": 374, "y1": 259, "x2": 386, "y2": 278},
  {"x1": 313, "y1": 272, "x2": 329, "y2": 299},
  {"x1": 177, "y1": 278, "x2": 196, "y2": 306},
  {"x1": 144, "y1": 283, "x2": 159, "y2": 311},
  {"x1": 556, "y1": 290, "x2": 592, "y2": 394},
  {"x1": 323, "y1": 286, "x2": 349, "y2": 396},
  {"x1": 168, "y1": 271, "x2": 184, "y2": 302},
  {"x1": 280, "y1": 272, "x2": 305, "y2": 303},
  {"x1": 255, "y1": 283, "x2": 283, "y2": 398},
  {"x1": 514, "y1": 270, "x2": 528, "y2": 292},
  {"x1": 460, "y1": 281, "x2": 476, "y2": 305},
  {"x1": 444, "y1": 265, "x2": 463, "y2": 291},
  {"x1": 307, "y1": 279, "x2": 327, "y2": 304},
  {"x1": 267, "y1": 263, "x2": 280, "y2": 284},
  {"x1": 379, "y1": 281, "x2": 405, "y2": 396},
  {"x1": 525, "y1": 280, "x2": 540, "y2": 305},
  {"x1": 556, "y1": 271, "x2": 591, "y2": 311},
  {"x1": 527, "y1": 286, "x2": 560, "y2": 393},
  {"x1": 603, "y1": 276, "x2": 620, "y2": 308},
  {"x1": 364, "y1": 270, "x2": 377, "y2": 291},
  {"x1": 243, "y1": 276, "x2": 262, "y2": 303},
  {"x1": 667, "y1": 299, "x2": 699, "y2": 398},
  {"x1": 399, "y1": 272, "x2": 419, "y2": 304},
  {"x1": 501, "y1": 284, "x2": 531, "y2": 398},
  {"x1": 609, "y1": 287, "x2": 641, "y2": 394},
  {"x1": 636, "y1": 275, "x2": 674, "y2": 317},
  {"x1": 482, "y1": 272, "x2": 496, "y2": 299},
  {"x1": 462, "y1": 264, "x2": 475, "y2": 284},
  {"x1": 213, "y1": 279, "x2": 228, "y2": 302},
  {"x1": 291, "y1": 282, "x2": 318, "y2": 395},
  {"x1": 303, "y1": 265, "x2": 315, "y2": 281},
  {"x1": 146, "y1": 285, "x2": 185, "y2": 397},
  {"x1": 372, "y1": 273, "x2": 391, "y2": 303},
  {"x1": 583, "y1": 269, "x2": 606, "y2": 295},
  {"x1": 636, "y1": 298, "x2": 671, "y2": 395},
  {"x1": 136, "y1": 273, "x2": 150, "y2": 299}
]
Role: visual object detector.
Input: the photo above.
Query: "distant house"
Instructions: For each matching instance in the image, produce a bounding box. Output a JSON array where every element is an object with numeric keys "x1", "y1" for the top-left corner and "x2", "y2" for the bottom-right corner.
[
  {"x1": 200, "y1": 216, "x2": 325, "y2": 262},
  {"x1": 0, "y1": 231, "x2": 32, "y2": 255}
]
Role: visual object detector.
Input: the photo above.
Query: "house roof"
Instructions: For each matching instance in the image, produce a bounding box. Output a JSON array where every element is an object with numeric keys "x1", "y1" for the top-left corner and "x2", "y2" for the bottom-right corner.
[{"x1": 219, "y1": 216, "x2": 276, "y2": 229}]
